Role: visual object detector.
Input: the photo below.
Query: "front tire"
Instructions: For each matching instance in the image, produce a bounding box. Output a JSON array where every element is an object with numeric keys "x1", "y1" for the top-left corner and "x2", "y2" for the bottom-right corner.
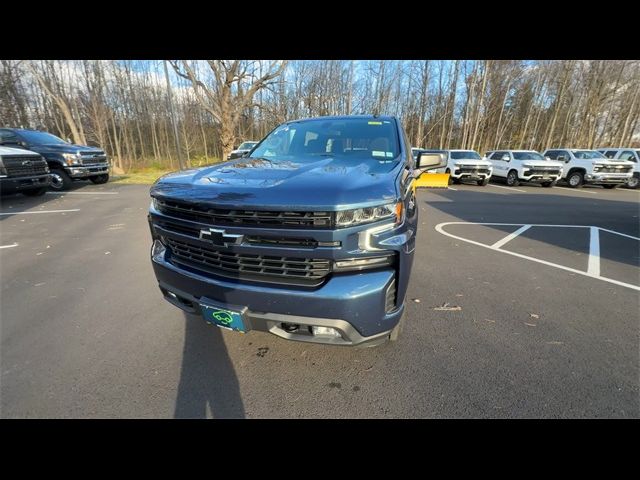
[
  {"x1": 627, "y1": 173, "x2": 639, "y2": 189},
  {"x1": 477, "y1": 178, "x2": 489, "y2": 186},
  {"x1": 506, "y1": 170, "x2": 520, "y2": 187},
  {"x1": 566, "y1": 171, "x2": 584, "y2": 188},
  {"x1": 542, "y1": 180, "x2": 557, "y2": 188},
  {"x1": 90, "y1": 174, "x2": 109, "y2": 185},
  {"x1": 49, "y1": 169, "x2": 72, "y2": 191},
  {"x1": 22, "y1": 187, "x2": 48, "y2": 197}
]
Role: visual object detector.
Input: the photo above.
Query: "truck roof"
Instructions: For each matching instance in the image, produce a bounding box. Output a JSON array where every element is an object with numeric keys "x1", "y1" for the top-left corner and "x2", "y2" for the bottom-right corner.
[{"x1": 284, "y1": 115, "x2": 397, "y2": 124}]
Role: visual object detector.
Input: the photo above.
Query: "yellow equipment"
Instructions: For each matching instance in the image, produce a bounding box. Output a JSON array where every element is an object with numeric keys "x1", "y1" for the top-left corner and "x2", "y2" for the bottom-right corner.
[{"x1": 413, "y1": 172, "x2": 450, "y2": 191}]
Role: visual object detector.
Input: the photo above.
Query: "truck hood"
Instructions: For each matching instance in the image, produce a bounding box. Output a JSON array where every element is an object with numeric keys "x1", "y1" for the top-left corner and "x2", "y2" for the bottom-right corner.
[
  {"x1": 0, "y1": 145, "x2": 41, "y2": 157},
  {"x1": 28, "y1": 143, "x2": 103, "y2": 154},
  {"x1": 151, "y1": 156, "x2": 402, "y2": 210},
  {"x1": 452, "y1": 159, "x2": 493, "y2": 167}
]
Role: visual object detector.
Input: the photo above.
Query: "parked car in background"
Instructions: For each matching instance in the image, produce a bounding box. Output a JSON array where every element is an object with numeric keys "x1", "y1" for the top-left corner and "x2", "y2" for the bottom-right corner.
[
  {"x1": 226, "y1": 141, "x2": 258, "y2": 160},
  {"x1": 0, "y1": 128, "x2": 109, "y2": 191},
  {"x1": 0, "y1": 146, "x2": 51, "y2": 197},
  {"x1": 148, "y1": 115, "x2": 446, "y2": 346},
  {"x1": 542, "y1": 148, "x2": 633, "y2": 189},
  {"x1": 487, "y1": 150, "x2": 563, "y2": 187},
  {"x1": 427, "y1": 149, "x2": 492, "y2": 185},
  {"x1": 597, "y1": 148, "x2": 640, "y2": 189}
]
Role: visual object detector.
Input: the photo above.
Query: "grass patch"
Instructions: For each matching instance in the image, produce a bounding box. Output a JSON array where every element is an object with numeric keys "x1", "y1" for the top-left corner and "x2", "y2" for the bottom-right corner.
[
  {"x1": 110, "y1": 168, "x2": 174, "y2": 185},
  {"x1": 110, "y1": 158, "x2": 221, "y2": 185}
]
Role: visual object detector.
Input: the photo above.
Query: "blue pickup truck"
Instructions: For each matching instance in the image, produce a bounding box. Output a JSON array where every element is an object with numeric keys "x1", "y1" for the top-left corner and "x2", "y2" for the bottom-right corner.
[{"x1": 148, "y1": 115, "x2": 444, "y2": 346}]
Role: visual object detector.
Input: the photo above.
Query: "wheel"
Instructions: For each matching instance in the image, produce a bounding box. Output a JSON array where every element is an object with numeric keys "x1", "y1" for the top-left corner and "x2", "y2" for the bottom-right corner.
[
  {"x1": 90, "y1": 174, "x2": 109, "y2": 185},
  {"x1": 445, "y1": 169, "x2": 454, "y2": 185},
  {"x1": 49, "y1": 169, "x2": 72, "y2": 191},
  {"x1": 542, "y1": 180, "x2": 557, "y2": 188},
  {"x1": 22, "y1": 187, "x2": 47, "y2": 197},
  {"x1": 627, "y1": 174, "x2": 639, "y2": 189},
  {"x1": 477, "y1": 178, "x2": 489, "y2": 186},
  {"x1": 388, "y1": 312, "x2": 405, "y2": 342},
  {"x1": 602, "y1": 184, "x2": 617, "y2": 189},
  {"x1": 506, "y1": 170, "x2": 520, "y2": 187},
  {"x1": 566, "y1": 171, "x2": 584, "y2": 188}
]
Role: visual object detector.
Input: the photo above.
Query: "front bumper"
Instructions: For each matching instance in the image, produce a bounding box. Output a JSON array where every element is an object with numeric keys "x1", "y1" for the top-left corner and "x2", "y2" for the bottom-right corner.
[
  {"x1": 521, "y1": 174, "x2": 561, "y2": 183},
  {"x1": 65, "y1": 164, "x2": 109, "y2": 178},
  {"x1": 584, "y1": 173, "x2": 630, "y2": 185},
  {"x1": 0, "y1": 173, "x2": 51, "y2": 194},
  {"x1": 151, "y1": 250, "x2": 403, "y2": 347}
]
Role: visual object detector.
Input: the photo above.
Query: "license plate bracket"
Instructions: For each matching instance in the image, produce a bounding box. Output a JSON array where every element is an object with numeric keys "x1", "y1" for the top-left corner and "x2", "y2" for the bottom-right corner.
[{"x1": 199, "y1": 298, "x2": 248, "y2": 333}]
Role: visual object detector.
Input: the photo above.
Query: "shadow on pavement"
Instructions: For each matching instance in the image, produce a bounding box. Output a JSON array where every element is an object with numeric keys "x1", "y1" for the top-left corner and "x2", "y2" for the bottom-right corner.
[{"x1": 174, "y1": 312, "x2": 245, "y2": 419}]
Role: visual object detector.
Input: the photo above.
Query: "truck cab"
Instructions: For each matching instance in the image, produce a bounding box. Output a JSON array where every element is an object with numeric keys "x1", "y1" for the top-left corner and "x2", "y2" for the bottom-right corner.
[
  {"x1": 542, "y1": 148, "x2": 633, "y2": 188},
  {"x1": 0, "y1": 128, "x2": 109, "y2": 191},
  {"x1": 596, "y1": 148, "x2": 640, "y2": 189},
  {"x1": 148, "y1": 115, "x2": 445, "y2": 346},
  {"x1": 0, "y1": 146, "x2": 51, "y2": 196},
  {"x1": 488, "y1": 150, "x2": 564, "y2": 187}
]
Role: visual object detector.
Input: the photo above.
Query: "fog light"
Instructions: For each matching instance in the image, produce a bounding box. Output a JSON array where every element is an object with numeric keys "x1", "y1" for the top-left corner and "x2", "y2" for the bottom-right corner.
[
  {"x1": 151, "y1": 239, "x2": 166, "y2": 260},
  {"x1": 312, "y1": 326, "x2": 342, "y2": 337}
]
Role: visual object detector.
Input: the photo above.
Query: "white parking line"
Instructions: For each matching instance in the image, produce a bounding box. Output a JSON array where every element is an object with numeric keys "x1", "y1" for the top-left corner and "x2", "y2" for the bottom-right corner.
[
  {"x1": 587, "y1": 226, "x2": 600, "y2": 276},
  {"x1": 46, "y1": 191, "x2": 118, "y2": 195},
  {"x1": 0, "y1": 209, "x2": 80, "y2": 216},
  {"x1": 435, "y1": 222, "x2": 640, "y2": 292},
  {"x1": 555, "y1": 186, "x2": 598, "y2": 195},
  {"x1": 447, "y1": 186, "x2": 458, "y2": 191},
  {"x1": 491, "y1": 225, "x2": 531, "y2": 249},
  {"x1": 0, "y1": 243, "x2": 19, "y2": 249},
  {"x1": 487, "y1": 184, "x2": 527, "y2": 193}
]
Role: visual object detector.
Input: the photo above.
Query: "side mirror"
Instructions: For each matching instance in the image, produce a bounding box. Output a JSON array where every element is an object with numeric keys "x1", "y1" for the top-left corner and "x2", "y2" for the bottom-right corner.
[
  {"x1": 417, "y1": 152, "x2": 447, "y2": 170},
  {"x1": 544, "y1": 156, "x2": 551, "y2": 161},
  {"x1": 241, "y1": 151, "x2": 250, "y2": 158},
  {"x1": 501, "y1": 154, "x2": 510, "y2": 161}
]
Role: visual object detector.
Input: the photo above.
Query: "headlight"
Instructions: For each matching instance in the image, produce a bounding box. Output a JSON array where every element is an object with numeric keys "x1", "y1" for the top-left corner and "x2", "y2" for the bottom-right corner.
[
  {"x1": 335, "y1": 202, "x2": 402, "y2": 228},
  {"x1": 333, "y1": 254, "x2": 394, "y2": 272},
  {"x1": 62, "y1": 153, "x2": 81, "y2": 165}
]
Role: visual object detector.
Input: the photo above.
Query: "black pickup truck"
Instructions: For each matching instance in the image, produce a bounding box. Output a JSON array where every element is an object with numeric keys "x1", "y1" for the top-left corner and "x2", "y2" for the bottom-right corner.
[
  {"x1": 0, "y1": 145, "x2": 51, "y2": 196},
  {"x1": 0, "y1": 128, "x2": 109, "y2": 191}
]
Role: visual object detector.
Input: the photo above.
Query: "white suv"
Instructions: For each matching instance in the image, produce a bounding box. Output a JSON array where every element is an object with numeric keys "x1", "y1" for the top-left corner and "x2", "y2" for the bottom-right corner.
[
  {"x1": 428, "y1": 149, "x2": 493, "y2": 186},
  {"x1": 487, "y1": 150, "x2": 564, "y2": 187},
  {"x1": 597, "y1": 148, "x2": 640, "y2": 189},
  {"x1": 542, "y1": 148, "x2": 634, "y2": 188}
]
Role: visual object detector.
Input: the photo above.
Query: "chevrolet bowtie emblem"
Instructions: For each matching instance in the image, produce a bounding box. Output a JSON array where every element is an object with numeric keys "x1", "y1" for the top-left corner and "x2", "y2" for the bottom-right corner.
[{"x1": 199, "y1": 228, "x2": 243, "y2": 247}]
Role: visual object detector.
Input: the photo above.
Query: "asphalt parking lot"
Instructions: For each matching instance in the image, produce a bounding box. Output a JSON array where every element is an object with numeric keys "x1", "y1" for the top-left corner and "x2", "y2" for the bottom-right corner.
[{"x1": 1, "y1": 181, "x2": 638, "y2": 418}]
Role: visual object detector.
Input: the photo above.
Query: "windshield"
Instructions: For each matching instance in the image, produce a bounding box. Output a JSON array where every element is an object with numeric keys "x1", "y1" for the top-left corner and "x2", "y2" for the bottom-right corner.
[
  {"x1": 249, "y1": 118, "x2": 400, "y2": 162},
  {"x1": 450, "y1": 151, "x2": 481, "y2": 160},
  {"x1": 19, "y1": 130, "x2": 68, "y2": 145},
  {"x1": 512, "y1": 151, "x2": 545, "y2": 161},
  {"x1": 572, "y1": 150, "x2": 605, "y2": 159},
  {"x1": 238, "y1": 142, "x2": 257, "y2": 150}
]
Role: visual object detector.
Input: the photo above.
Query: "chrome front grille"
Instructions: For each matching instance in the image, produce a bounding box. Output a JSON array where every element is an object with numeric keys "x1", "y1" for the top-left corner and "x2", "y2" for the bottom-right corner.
[{"x1": 2, "y1": 155, "x2": 48, "y2": 176}]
